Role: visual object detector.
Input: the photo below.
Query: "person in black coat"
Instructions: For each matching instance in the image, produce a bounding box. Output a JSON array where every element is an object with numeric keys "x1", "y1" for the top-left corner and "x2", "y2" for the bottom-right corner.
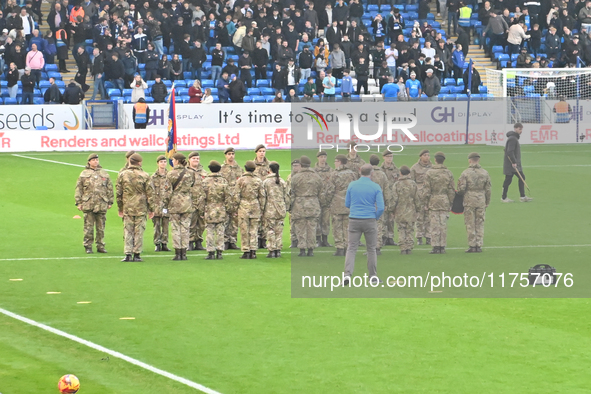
[
  {"x1": 456, "y1": 27, "x2": 470, "y2": 58},
  {"x1": 44, "y1": 77, "x2": 63, "y2": 103},
  {"x1": 502, "y1": 123, "x2": 532, "y2": 202},
  {"x1": 229, "y1": 75, "x2": 247, "y2": 103},
  {"x1": 63, "y1": 80, "x2": 85, "y2": 104},
  {"x1": 74, "y1": 46, "x2": 91, "y2": 91},
  {"x1": 106, "y1": 53, "x2": 125, "y2": 91},
  {"x1": 150, "y1": 75, "x2": 168, "y2": 103},
  {"x1": 190, "y1": 40, "x2": 207, "y2": 80},
  {"x1": 355, "y1": 57, "x2": 369, "y2": 94},
  {"x1": 253, "y1": 41, "x2": 269, "y2": 81},
  {"x1": 271, "y1": 63, "x2": 287, "y2": 92},
  {"x1": 144, "y1": 44, "x2": 159, "y2": 80},
  {"x1": 463, "y1": 62, "x2": 481, "y2": 94},
  {"x1": 21, "y1": 68, "x2": 36, "y2": 104},
  {"x1": 238, "y1": 51, "x2": 253, "y2": 88}
]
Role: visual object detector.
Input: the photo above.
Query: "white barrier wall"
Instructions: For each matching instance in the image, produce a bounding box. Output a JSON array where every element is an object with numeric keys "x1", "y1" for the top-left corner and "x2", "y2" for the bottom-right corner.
[{"x1": 0, "y1": 105, "x2": 84, "y2": 131}]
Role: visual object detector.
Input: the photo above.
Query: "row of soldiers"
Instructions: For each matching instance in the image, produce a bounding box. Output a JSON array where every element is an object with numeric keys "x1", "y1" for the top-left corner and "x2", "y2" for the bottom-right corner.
[{"x1": 74, "y1": 144, "x2": 492, "y2": 260}]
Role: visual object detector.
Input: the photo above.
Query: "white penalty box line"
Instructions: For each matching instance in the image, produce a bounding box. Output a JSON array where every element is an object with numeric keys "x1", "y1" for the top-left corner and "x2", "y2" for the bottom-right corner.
[{"x1": 0, "y1": 308, "x2": 223, "y2": 394}]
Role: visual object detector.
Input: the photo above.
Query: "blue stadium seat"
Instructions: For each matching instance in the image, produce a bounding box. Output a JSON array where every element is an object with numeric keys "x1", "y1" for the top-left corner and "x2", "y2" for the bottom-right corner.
[
  {"x1": 183, "y1": 72, "x2": 192, "y2": 80},
  {"x1": 264, "y1": 95, "x2": 275, "y2": 102},
  {"x1": 4, "y1": 98, "x2": 17, "y2": 104},
  {"x1": 405, "y1": 4, "x2": 418, "y2": 11},
  {"x1": 223, "y1": 46, "x2": 236, "y2": 54},
  {"x1": 451, "y1": 86, "x2": 464, "y2": 94},
  {"x1": 145, "y1": 97, "x2": 154, "y2": 103},
  {"x1": 252, "y1": 96, "x2": 265, "y2": 103},
  {"x1": 39, "y1": 81, "x2": 52, "y2": 89},
  {"x1": 256, "y1": 79, "x2": 270, "y2": 88},
  {"x1": 431, "y1": 21, "x2": 441, "y2": 28},
  {"x1": 48, "y1": 71, "x2": 62, "y2": 80},
  {"x1": 122, "y1": 89, "x2": 133, "y2": 96},
  {"x1": 177, "y1": 88, "x2": 189, "y2": 96},
  {"x1": 180, "y1": 96, "x2": 190, "y2": 103},
  {"x1": 147, "y1": 80, "x2": 156, "y2": 88},
  {"x1": 367, "y1": 4, "x2": 379, "y2": 11},
  {"x1": 107, "y1": 88, "x2": 121, "y2": 98},
  {"x1": 478, "y1": 86, "x2": 487, "y2": 94},
  {"x1": 209, "y1": 88, "x2": 218, "y2": 95},
  {"x1": 247, "y1": 88, "x2": 261, "y2": 96},
  {"x1": 243, "y1": 96, "x2": 252, "y2": 103},
  {"x1": 492, "y1": 45, "x2": 504, "y2": 53},
  {"x1": 163, "y1": 80, "x2": 173, "y2": 87},
  {"x1": 523, "y1": 85, "x2": 535, "y2": 94},
  {"x1": 469, "y1": 94, "x2": 482, "y2": 101},
  {"x1": 261, "y1": 87, "x2": 275, "y2": 95},
  {"x1": 439, "y1": 86, "x2": 451, "y2": 94},
  {"x1": 44, "y1": 64, "x2": 58, "y2": 72},
  {"x1": 427, "y1": 13, "x2": 435, "y2": 20},
  {"x1": 0, "y1": 81, "x2": 6, "y2": 88},
  {"x1": 457, "y1": 79, "x2": 464, "y2": 86},
  {"x1": 138, "y1": 63, "x2": 146, "y2": 70},
  {"x1": 496, "y1": 53, "x2": 509, "y2": 61},
  {"x1": 511, "y1": 53, "x2": 519, "y2": 61},
  {"x1": 201, "y1": 79, "x2": 213, "y2": 88},
  {"x1": 441, "y1": 94, "x2": 455, "y2": 101},
  {"x1": 212, "y1": 96, "x2": 220, "y2": 103},
  {"x1": 444, "y1": 78, "x2": 456, "y2": 86},
  {"x1": 104, "y1": 81, "x2": 115, "y2": 89},
  {"x1": 456, "y1": 94, "x2": 469, "y2": 101},
  {"x1": 85, "y1": 39, "x2": 93, "y2": 45}
]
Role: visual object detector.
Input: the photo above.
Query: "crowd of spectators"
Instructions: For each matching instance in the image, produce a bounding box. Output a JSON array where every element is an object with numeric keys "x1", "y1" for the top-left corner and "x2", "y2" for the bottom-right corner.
[{"x1": 0, "y1": 0, "x2": 589, "y2": 103}]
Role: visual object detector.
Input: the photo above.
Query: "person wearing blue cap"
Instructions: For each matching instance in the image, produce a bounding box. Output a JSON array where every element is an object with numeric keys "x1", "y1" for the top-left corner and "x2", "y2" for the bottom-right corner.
[{"x1": 217, "y1": 71, "x2": 231, "y2": 103}]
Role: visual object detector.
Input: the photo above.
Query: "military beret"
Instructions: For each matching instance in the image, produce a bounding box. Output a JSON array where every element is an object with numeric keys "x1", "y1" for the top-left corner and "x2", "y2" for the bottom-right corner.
[
  {"x1": 126, "y1": 150, "x2": 136, "y2": 158},
  {"x1": 255, "y1": 144, "x2": 266, "y2": 152},
  {"x1": 224, "y1": 147, "x2": 235, "y2": 154},
  {"x1": 188, "y1": 151, "x2": 200, "y2": 158},
  {"x1": 291, "y1": 159, "x2": 300, "y2": 165},
  {"x1": 245, "y1": 160, "x2": 256, "y2": 171},
  {"x1": 209, "y1": 160, "x2": 221, "y2": 167},
  {"x1": 87, "y1": 153, "x2": 99, "y2": 161},
  {"x1": 419, "y1": 149, "x2": 430, "y2": 157},
  {"x1": 400, "y1": 165, "x2": 411, "y2": 175},
  {"x1": 335, "y1": 154, "x2": 348, "y2": 163},
  {"x1": 468, "y1": 152, "x2": 480, "y2": 159},
  {"x1": 156, "y1": 155, "x2": 166, "y2": 162},
  {"x1": 369, "y1": 154, "x2": 380, "y2": 165},
  {"x1": 316, "y1": 150, "x2": 327, "y2": 157},
  {"x1": 129, "y1": 153, "x2": 143, "y2": 162},
  {"x1": 300, "y1": 156, "x2": 311, "y2": 166},
  {"x1": 434, "y1": 151, "x2": 445, "y2": 158},
  {"x1": 173, "y1": 152, "x2": 186, "y2": 161},
  {"x1": 382, "y1": 150, "x2": 393, "y2": 157}
]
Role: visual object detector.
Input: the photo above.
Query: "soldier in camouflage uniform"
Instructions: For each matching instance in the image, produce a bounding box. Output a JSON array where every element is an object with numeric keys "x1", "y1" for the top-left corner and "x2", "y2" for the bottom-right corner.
[
  {"x1": 423, "y1": 152, "x2": 456, "y2": 254},
  {"x1": 119, "y1": 150, "x2": 135, "y2": 174},
  {"x1": 253, "y1": 144, "x2": 270, "y2": 249},
  {"x1": 457, "y1": 152, "x2": 492, "y2": 253},
  {"x1": 165, "y1": 153, "x2": 201, "y2": 261},
  {"x1": 152, "y1": 155, "x2": 171, "y2": 252},
  {"x1": 325, "y1": 155, "x2": 357, "y2": 256},
  {"x1": 75, "y1": 153, "x2": 114, "y2": 254},
  {"x1": 314, "y1": 151, "x2": 333, "y2": 247},
  {"x1": 287, "y1": 159, "x2": 301, "y2": 248},
  {"x1": 291, "y1": 156, "x2": 323, "y2": 257},
  {"x1": 345, "y1": 141, "x2": 365, "y2": 178},
  {"x1": 235, "y1": 160, "x2": 266, "y2": 259},
  {"x1": 388, "y1": 166, "x2": 421, "y2": 254},
  {"x1": 116, "y1": 153, "x2": 155, "y2": 262},
  {"x1": 381, "y1": 150, "x2": 400, "y2": 246},
  {"x1": 410, "y1": 149, "x2": 433, "y2": 245},
  {"x1": 203, "y1": 160, "x2": 231, "y2": 260},
  {"x1": 187, "y1": 151, "x2": 207, "y2": 251},
  {"x1": 369, "y1": 154, "x2": 389, "y2": 254},
  {"x1": 220, "y1": 147, "x2": 242, "y2": 250},
  {"x1": 262, "y1": 162, "x2": 290, "y2": 258}
]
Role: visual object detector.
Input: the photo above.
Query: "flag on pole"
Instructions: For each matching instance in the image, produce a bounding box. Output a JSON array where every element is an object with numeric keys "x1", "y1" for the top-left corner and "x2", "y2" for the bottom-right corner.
[{"x1": 165, "y1": 85, "x2": 177, "y2": 166}]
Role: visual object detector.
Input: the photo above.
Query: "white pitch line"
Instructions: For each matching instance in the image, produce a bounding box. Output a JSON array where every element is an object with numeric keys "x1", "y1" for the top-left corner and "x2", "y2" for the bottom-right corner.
[
  {"x1": 1, "y1": 244, "x2": 590, "y2": 262},
  {"x1": 0, "y1": 307, "x2": 222, "y2": 394},
  {"x1": 12, "y1": 154, "x2": 119, "y2": 173}
]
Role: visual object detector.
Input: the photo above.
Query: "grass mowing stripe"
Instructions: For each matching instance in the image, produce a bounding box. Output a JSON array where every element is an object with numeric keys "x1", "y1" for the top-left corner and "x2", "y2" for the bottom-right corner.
[
  {"x1": 0, "y1": 307, "x2": 223, "y2": 394},
  {"x1": 12, "y1": 154, "x2": 119, "y2": 173},
  {"x1": 1, "y1": 244, "x2": 590, "y2": 262}
]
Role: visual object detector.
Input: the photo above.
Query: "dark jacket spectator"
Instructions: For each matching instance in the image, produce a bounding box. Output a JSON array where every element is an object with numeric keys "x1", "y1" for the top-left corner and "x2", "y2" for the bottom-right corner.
[
  {"x1": 44, "y1": 83, "x2": 62, "y2": 103},
  {"x1": 151, "y1": 79, "x2": 168, "y2": 102},
  {"x1": 63, "y1": 81, "x2": 85, "y2": 104},
  {"x1": 229, "y1": 77, "x2": 247, "y2": 102},
  {"x1": 21, "y1": 72, "x2": 36, "y2": 92},
  {"x1": 272, "y1": 66, "x2": 287, "y2": 90},
  {"x1": 423, "y1": 73, "x2": 441, "y2": 97}
]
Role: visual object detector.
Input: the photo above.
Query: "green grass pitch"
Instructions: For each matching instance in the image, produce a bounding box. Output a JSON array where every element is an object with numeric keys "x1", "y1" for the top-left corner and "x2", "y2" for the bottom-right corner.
[{"x1": 1, "y1": 145, "x2": 591, "y2": 393}]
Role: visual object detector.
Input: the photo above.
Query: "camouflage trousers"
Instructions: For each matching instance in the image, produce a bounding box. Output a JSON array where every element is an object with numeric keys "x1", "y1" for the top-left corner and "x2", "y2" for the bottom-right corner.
[
  {"x1": 316, "y1": 207, "x2": 330, "y2": 236},
  {"x1": 224, "y1": 213, "x2": 238, "y2": 244},
  {"x1": 464, "y1": 207, "x2": 486, "y2": 247},
  {"x1": 416, "y1": 207, "x2": 430, "y2": 238},
  {"x1": 152, "y1": 216, "x2": 170, "y2": 245},
  {"x1": 239, "y1": 217, "x2": 259, "y2": 252},
  {"x1": 290, "y1": 214, "x2": 296, "y2": 242},
  {"x1": 170, "y1": 213, "x2": 191, "y2": 249},
  {"x1": 190, "y1": 211, "x2": 205, "y2": 242},
  {"x1": 123, "y1": 215, "x2": 146, "y2": 254},
  {"x1": 264, "y1": 218, "x2": 284, "y2": 251},
  {"x1": 429, "y1": 210, "x2": 449, "y2": 247},
  {"x1": 332, "y1": 214, "x2": 349, "y2": 249},
  {"x1": 293, "y1": 217, "x2": 318, "y2": 249},
  {"x1": 396, "y1": 221, "x2": 415, "y2": 251},
  {"x1": 83, "y1": 211, "x2": 106, "y2": 248},
  {"x1": 376, "y1": 215, "x2": 386, "y2": 249},
  {"x1": 386, "y1": 212, "x2": 396, "y2": 239},
  {"x1": 206, "y1": 222, "x2": 226, "y2": 252}
]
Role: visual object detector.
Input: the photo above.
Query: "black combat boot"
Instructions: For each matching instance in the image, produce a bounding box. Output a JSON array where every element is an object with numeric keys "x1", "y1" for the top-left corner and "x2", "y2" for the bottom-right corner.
[
  {"x1": 417, "y1": 237, "x2": 423, "y2": 245},
  {"x1": 322, "y1": 235, "x2": 332, "y2": 247},
  {"x1": 224, "y1": 242, "x2": 230, "y2": 250},
  {"x1": 429, "y1": 247, "x2": 439, "y2": 254},
  {"x1": 298, "y1": 248, "x2": 306, "y2": 257},
  {"x1": 475, "y1": 246, "x2": 483, "y2": 253},
  {"x1": 266, "y1": 251, "x2": 275, "y2": 258},
  {"x1": 155, "y1": 244, "x2": 162, "y2": 252},
  {"x1": 275, "y1": 250, "x2": 281, "y2": 257},
  {"x1": 172, "y1": 249, "x2": 182, "y2": 260},
  {"x1": 216, "y1": 250, "x2": 223, "y2": 260},
  {"x1": 386, "y1": 238, "x2": 397, "y2": 246},
  {"x1": 195, "y1": 240, "x2": 205, "y2": 250},
  {"x1": 85, "y1": 246, "x2": 93, "y2": 254},
  {"x1": 240, "y1": 252, "x2": 250, "y2": 259},
  {"x1": 316, "y1": 236, "x2": 321, "y2": 247},
  {"x1": 181, "y1": 249, "x2": 188, "y2": 260},
  {"x1": 257, "y1": 238, "x2": 264, "y2": 249},
  {"x1": 228, "y1": 242, "x2": 239, "y2": 250},
  {"x1": 121, "y1": 254, "x2": 132, "y2": 262},
  {"x1": 205, "y1": 251, "x2": 215, "y2": 260},
  {"x1": 97, "y1": 246, "x2": 107, "y2": 253},
  {"x1": 187, "y1": 241, "x2": 195, "y2": 251},
  {"x1": 439, "y1": 247, "x2": 446, "y2": 254},
  {"x1": 290, "y1": 240, "x2": 298, "y2": 248},
  {"x1": 307, "y1": 248, "x2": 314, "y2": 257},
  {"x1": 465, "y1": 247, "x2": 476, "y2": 253},
  {"x1": 376, "y1": 248, "x2": 382, "y2": 255},
  {"x1": 333, "y1": 248, "x2": 345, "y2": 256},
  {"x1": 250, "y1": 250, "x2": 257, "y2": 259},
  {"x1": 161, "y1": 244, "x2": 170, "y2": 251},
  {"x1": 425, "y1": 237, "x2": 431, "y2": 245},
  {"x1": 133, "y1": 253, "x2": 143, "y2": 262}
]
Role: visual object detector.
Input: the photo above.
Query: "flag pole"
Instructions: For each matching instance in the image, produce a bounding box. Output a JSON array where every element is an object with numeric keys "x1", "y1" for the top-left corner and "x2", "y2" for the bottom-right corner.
[{"x1": 165, "y1": 83, "x2": 177, "y2": 167}]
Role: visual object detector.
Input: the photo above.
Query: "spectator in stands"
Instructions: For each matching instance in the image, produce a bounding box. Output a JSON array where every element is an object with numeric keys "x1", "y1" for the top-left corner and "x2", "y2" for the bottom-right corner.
[
  {"x1": 447, "y1": 0, "x2": 460, "y2": 36},
  {"x1": 529, "y1": 24, "x2": 541, "y2": 56},
  {"x1": 106, "y1": 52, "x2": 125, "y2": 92},
  {"x1": 545, "y1": 26, "x2": 561, "y2": 58},
  {"x1": 238, "y1": 51, "x2": 253, "y2": 88},
  {"x1": 376, "y1": 60, "x2": 392, "y2": 92},
  {"x1": 405, "y1": 71, "x2": 422, "y2": 100},
  {"x1": 26, "y1": 43, "x2": 44, "y2": 88},
  {"x1": 271, "y1": 62, "x2": 286, "y2": 94},
  {"x1": 43, "y1": 30, "x2": 57, "y2": 65},
  {"x1": 287, "y1": 88, "x2": 300, "y2": 102},
  {"x1": 355, "y1": 56, "x2": 369, "y2": 95},
  {"x1": 48, "y1": 4, "x2": 67, "y2": 35},
  {"x1": 423, "y1": 69, "x2": 441, "y2": 100},
  {"x1": 516, "y1": 48, "x2": 532, "y2": 67},
  {"x1": 151, "y1": 75, "x2": 168, "y2": 103},
  {"x1": 385, "y1": 42, "x2": 398, "y2": 77},
  {"x1": 158, "y1": 54, "x2": 171, "y2": 80},
  {"x1": 44, "y1": 77, "x2": 62, "y2": 103},
  {"x1": 188, "y1": 79, "x2": 202, "y2": 103},
  {"x1": 122, "y1": 50, "x2": 138, "y2": 86},
  {"x1": 73, "y1": 46, "x2": 90, "y2": 93},
  {"x1": 229, "y1": 74, "x2": 246, "y2": 103},
  {"x1": 565, "y1": 34, "x2": 583, "y2": 64},
  {"x1": 130, "y1": 74, "x2": 148, "y2": 103},
  {"x1": 381, "y1": 76, "x2": 399, "y2": 101},
  {"x1": 397, "y1": 76, "x2": 408, "y2": 101},
  {"x1": 178, "y1": 34, "x2": 192, "y2": 72},
  {"x1": 222, "y1": 58, "x2": 239, "y2": 77},
  {"x1": 170, "y1": 53, "x2": 183, "y2": 81},
  {"x1": 507, "y1": 21, "x2": 531, "y2": 57},
  {"x1": 341, "y1": 69, "x2": 353, "y2": 101},
  {"x1": 452, "y1": 43, "x2": 465, "y2": 79},
  {"x1": 323, "y1": 68, "x2": 336, "y2": 101},
  {"x1": 190, "y1": 40, "x2": 206, "y2": 80},
  {"x1": 285, "y1": 58, "x2": 300, "y2": 95},
  {"x1": 211, "y1": 42, "x2": 224, "y2": 83},
  {"x1": 12, "y1": 44, "x2": 27, "y2": 76},
  {"x1": 303, "y1": 76, "x2": 316, "y2": 101},
  {"x1": 202, "y1": 88, "x2": 214, "y2": 103},
  {"x1": 253, "y1": 40, "x2": 269, "y2": 81},
  {"x1": 132, "y1": 97, "x2": 150, "y2": 129},
  {"x1": 63, "y1": 79, "x2": 84, "y2": 104},
  {"x1": 20, "y1": 8, "x2": 34, "y2": 42},
  {"x1": 28, "y1": 29, "x2": 44, "y2": 52},
  {"x1": 7, "y1": 62, "x2": 19, "y2": 99},
  {"x1": 433, "y1": 54, "x2": 446, "y2": 81},
  {"x1": 315, "y1": 70, "x2": 325, "y2": 98},
  {"x1": 217, "y1": 71, "x2": 231, "y2": 103},
  {"x1": 142, "y1": 43, "x2": 159, "y2": 81},
  {"x1": 272, "y1": 91, "x2": 284, "y2": 102},
  {"x1": 463, "y1": 62, "x2": 481, "y2": 95},
  {"x1": 371, "y1": 43, "x2": 385, "y2": 84},
  {"x1": 90, "y1": 48, "x2": 105, "y2": 100}
]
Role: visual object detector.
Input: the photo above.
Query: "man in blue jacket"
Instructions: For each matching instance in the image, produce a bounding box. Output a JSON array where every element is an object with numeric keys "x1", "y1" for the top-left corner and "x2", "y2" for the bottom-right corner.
[{"x1": 217, "y1": 71, "x2": 231, "y2": 103}]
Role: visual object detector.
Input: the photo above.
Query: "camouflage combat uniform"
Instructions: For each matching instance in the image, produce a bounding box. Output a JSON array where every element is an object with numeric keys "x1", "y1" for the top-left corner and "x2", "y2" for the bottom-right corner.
[
  {"x1": 166, "y1": 165, "x2": 199, "y2": 249},
  {"x1": 314, "y1": 162, "x2": 333, "y2": 239},
  {"x1": 290, "y1": 168, "x2": 323, "y2": 249},
  {"x1": 325, "y1": 167, "x2": 357, "y2": 249},
  {"x1": 235, "y1": 172, "x2": 266, "y2": 252},
  {"x1": 116, "y1": 165, "x2": 155, "y2": 255},
  {"x1": 75, "y1": 164, "x2": 114, "y2": 249},
  {"x1": 388, "y1": 174, "x2": 421, "y2": 252},
  {"x1": 381, "y1": 160, "x2": 400, "y2": 240},
  {"x1": 203, "y1": 173, "x2": 231, "y2": 252},
  {"x1": 253, "y1": 157, "x2": 271, "y2": 180},
  {"x1": 423, "y1": 164, "x2": 455, "y2": 248},
  {"x1": 457, "y1": 163, "x2": 492, "y2": 248},
  {"x1": 151, "y1": 169, "x2": 170, "y2": 247},
  {"x1": 370, "y1": 165, "x2": 390, "y2": 249},
  {"x1": 345, "y1": 154, "x2": 365, "y2": 178},
  {"x1": 188, "y1": 165, "x2": 206, "y2": 246},
  {"x1": 262, "y1": 174, "x2": 290, "y2": 252},
  {"x1": 410, "y1": 160, "x2": 432, "y2": 239},
  {"x1": 220, "y1": 161, "x2": 242, "y2": 245},
  {"x1": 287, "y1": 172, "x2": 296, "y2": 244}
]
